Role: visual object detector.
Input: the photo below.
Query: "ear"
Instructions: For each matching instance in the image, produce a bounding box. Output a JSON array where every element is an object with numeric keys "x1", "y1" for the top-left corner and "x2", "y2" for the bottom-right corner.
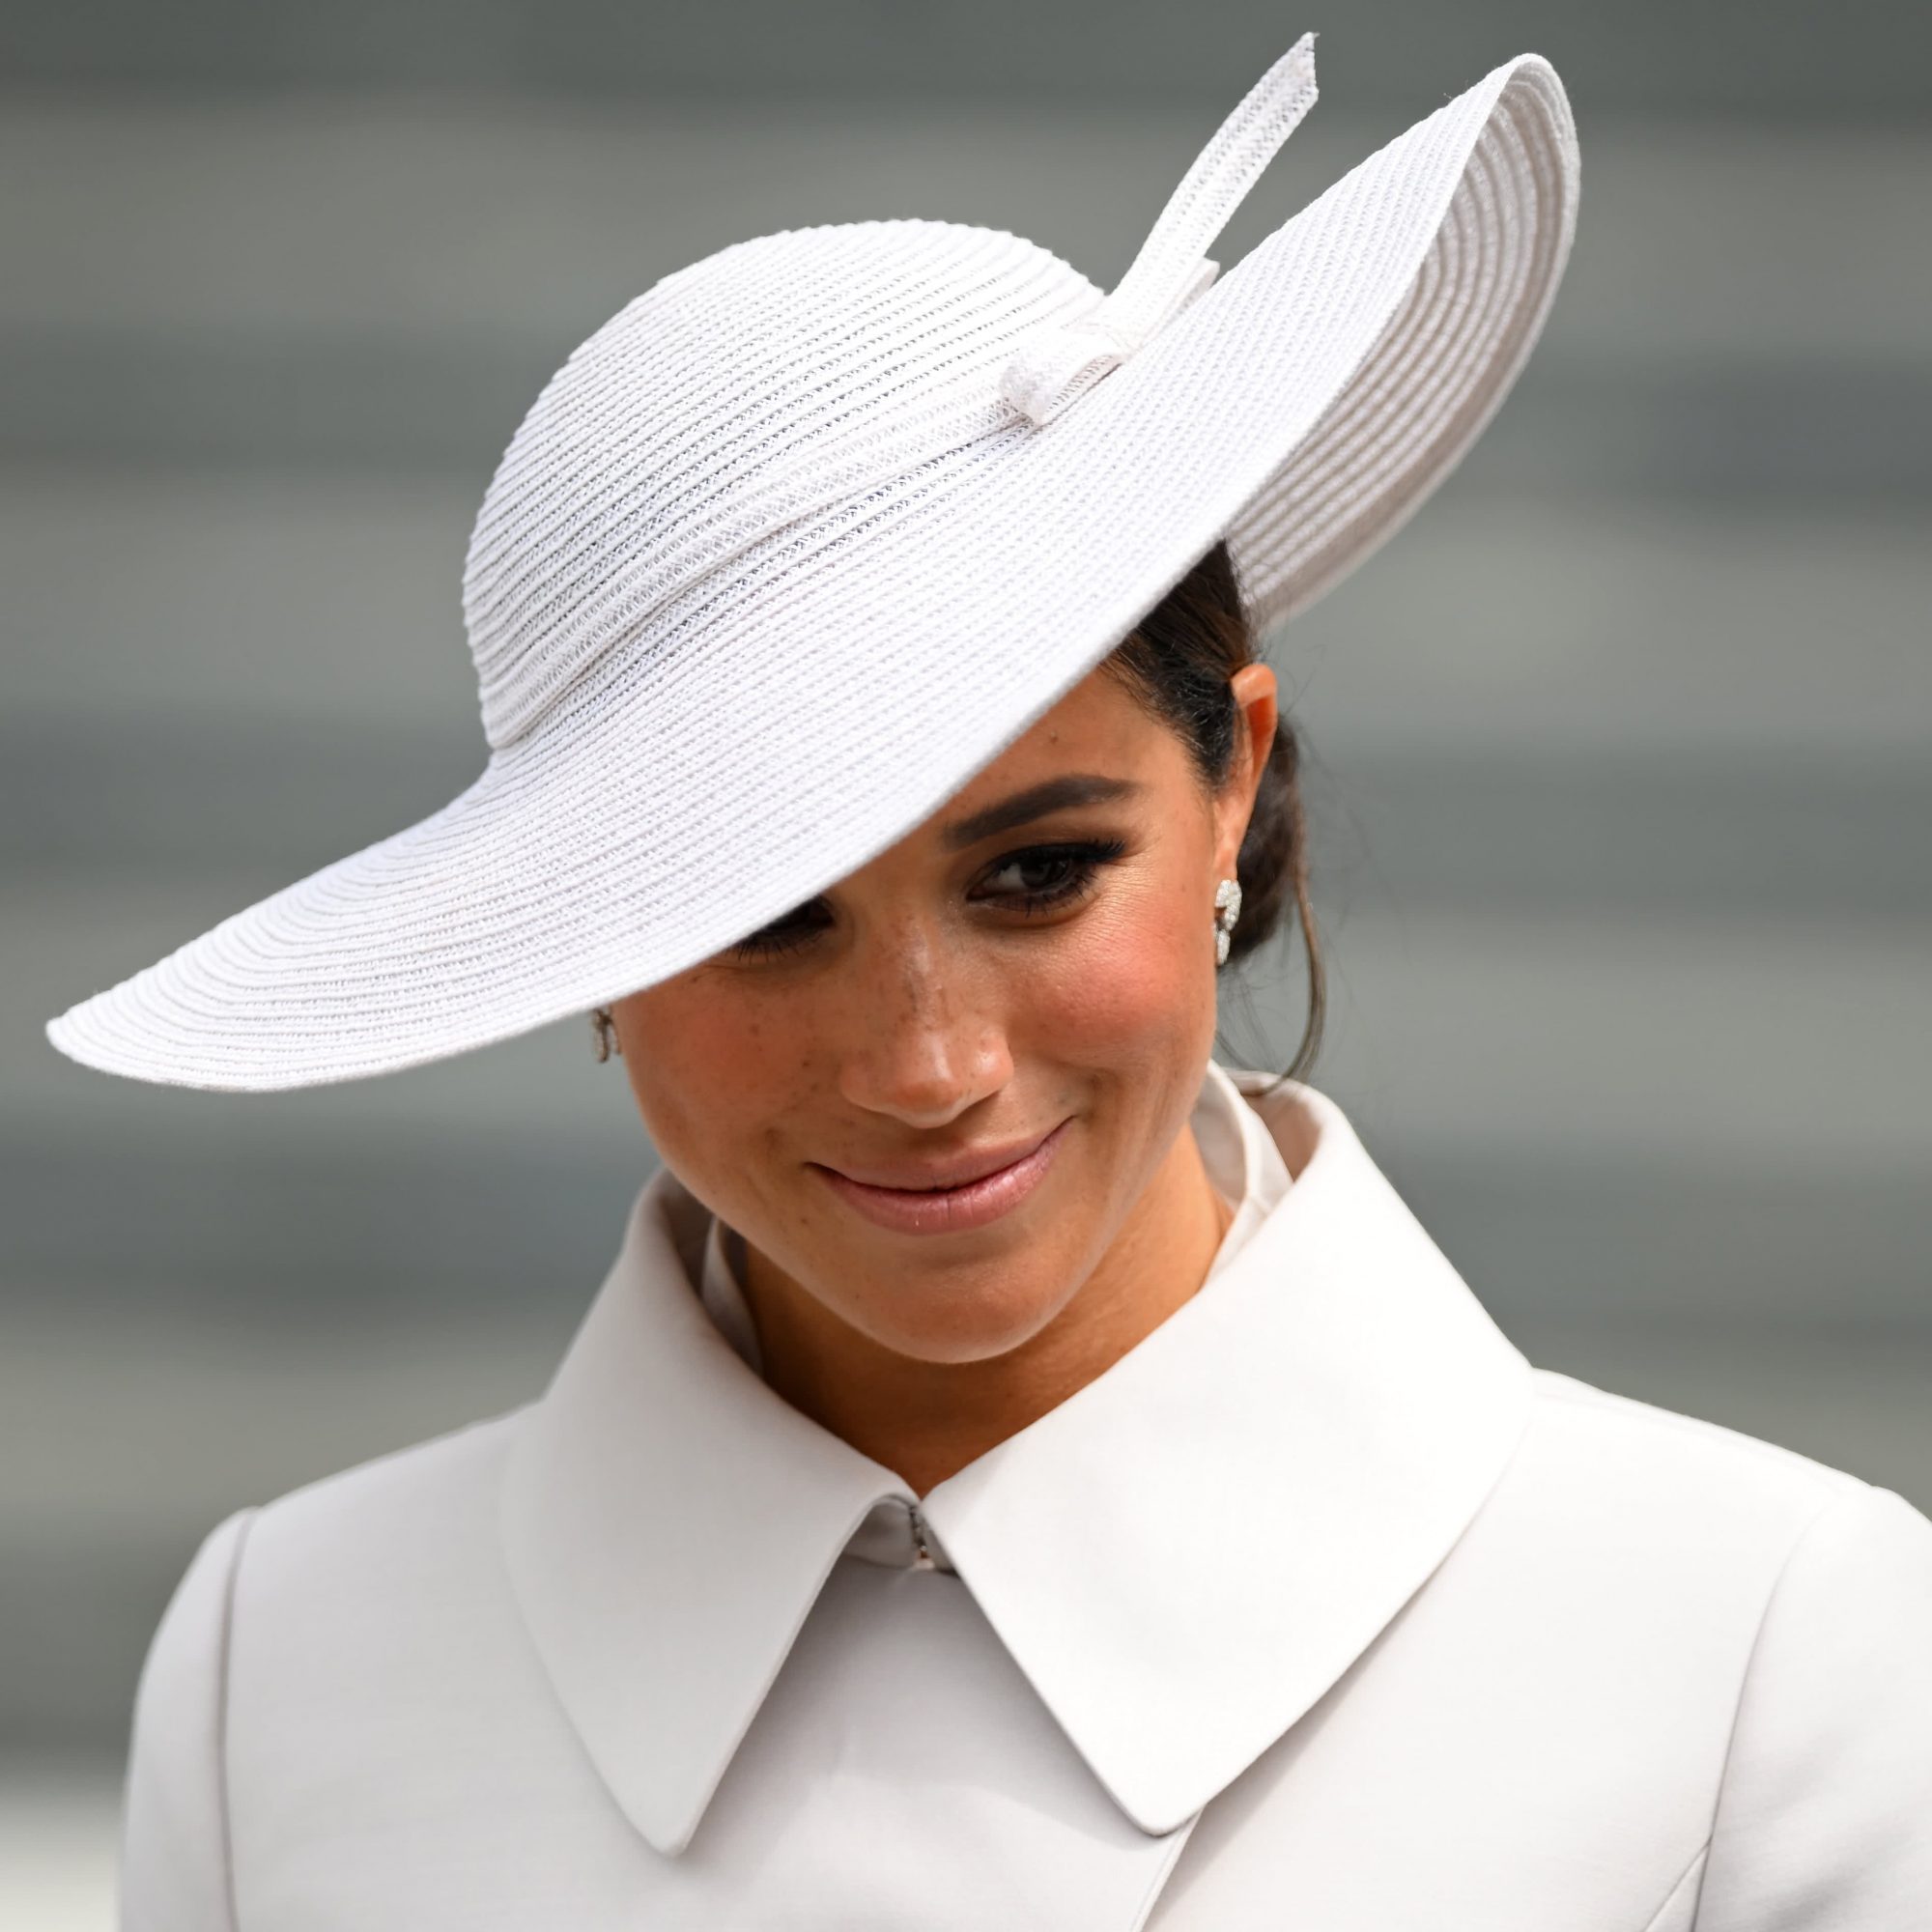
[{"x1": 1215, "y1": 662, "x2": 1278, "y2": 877}]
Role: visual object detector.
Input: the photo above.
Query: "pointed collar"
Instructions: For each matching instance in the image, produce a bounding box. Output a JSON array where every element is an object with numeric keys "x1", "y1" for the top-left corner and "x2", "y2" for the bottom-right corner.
[{"x1": 498, "y1": 1066, "x2": 1531, "y2": 1855}]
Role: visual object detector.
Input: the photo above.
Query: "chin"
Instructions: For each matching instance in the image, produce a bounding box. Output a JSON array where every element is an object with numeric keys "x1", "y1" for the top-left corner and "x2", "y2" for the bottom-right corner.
[{"x1": 837, "y1": 1257, "x2": 1082, "y2": 1366}]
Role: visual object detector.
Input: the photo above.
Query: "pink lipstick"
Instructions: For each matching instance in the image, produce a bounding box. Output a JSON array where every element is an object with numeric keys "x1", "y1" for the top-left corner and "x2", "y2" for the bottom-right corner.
[{"x1": 815, "y1": 1119, "x2": 1069, "y2": 1236}]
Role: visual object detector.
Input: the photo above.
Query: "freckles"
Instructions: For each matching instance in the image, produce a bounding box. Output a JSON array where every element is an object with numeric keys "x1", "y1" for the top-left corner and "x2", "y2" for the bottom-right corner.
[
  {"x1": 660, "y1": 984, "x2": 764, "y2": 1067},
  {"x1": 625, "y1": 984, "x2": 773, "y2": 1139}
]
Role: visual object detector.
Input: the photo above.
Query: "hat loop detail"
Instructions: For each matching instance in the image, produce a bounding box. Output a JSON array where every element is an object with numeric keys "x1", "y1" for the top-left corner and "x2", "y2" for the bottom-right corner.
[{"x1": 999, "y1": 31, "x2": 1320, "y2": 427}]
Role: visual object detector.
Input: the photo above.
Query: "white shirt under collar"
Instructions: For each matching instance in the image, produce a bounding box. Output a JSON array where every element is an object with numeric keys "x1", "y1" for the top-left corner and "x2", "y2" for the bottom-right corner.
[{"x1": 498, "y1": 1061, "x2": 1530, "y2": 1925}]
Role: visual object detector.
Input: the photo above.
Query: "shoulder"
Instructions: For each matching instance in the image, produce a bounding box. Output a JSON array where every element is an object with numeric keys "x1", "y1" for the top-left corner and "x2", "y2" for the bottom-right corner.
[
  {"x1": 1520, "y1": 1365, "x2": 1870, "y2": 1529},
  {"x1": 1507, "y1": 1368, "x2": 1932, "y2": 1918},
  {"x1": 1503, "y1": 1365, "x2": 1932, "y2": 1610},
  {"x1": 122, "y1": 1504, "x2": 256, "y2": 1928},
  {"x1": 1511, "y1": 1375, "x2": 1932, "y2": 1925},
  {"x1": 1398, "y1": 1366, "x2": 1932, "y2": 1918},
  {"x1": 140, "y1": 1403, "x2": 531, "y2": 1687},
  {"x1": 1435, "y1": 1364, "x2": 1932, "y2": 1712},
  {"x1": 239, "y1": 1404, "x2": 527, "y2": 1582},
  {"x1": 122, "y1": 1408, "x2": 533, "y2": 1923},
  {"x1": 140, "y1": 1403, "x2": 537, "y2": 1708},
  {"x1": 208, "y1": 1406, "x2": 541, "y2": 1718}
]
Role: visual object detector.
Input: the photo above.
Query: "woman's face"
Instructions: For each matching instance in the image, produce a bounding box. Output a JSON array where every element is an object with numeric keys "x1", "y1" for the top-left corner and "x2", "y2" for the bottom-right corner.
[{"x1": 613, "y1": 658, "x2": 1277, "y2": 1366}]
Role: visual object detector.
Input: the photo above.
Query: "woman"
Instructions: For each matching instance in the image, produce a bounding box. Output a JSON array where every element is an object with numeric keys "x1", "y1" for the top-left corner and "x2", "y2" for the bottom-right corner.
[{"x1": 49, "y1": 36, "x2": 1932, "y2": 1931}]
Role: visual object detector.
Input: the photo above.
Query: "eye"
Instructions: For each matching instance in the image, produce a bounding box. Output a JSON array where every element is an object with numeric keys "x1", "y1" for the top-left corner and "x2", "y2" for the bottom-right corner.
[
  {"x1": 974, "y1": 838, "x2": 1129, "y2": 918},
  {"x1": 726, "y1": 904, "x2": 831, "y2": 960}
]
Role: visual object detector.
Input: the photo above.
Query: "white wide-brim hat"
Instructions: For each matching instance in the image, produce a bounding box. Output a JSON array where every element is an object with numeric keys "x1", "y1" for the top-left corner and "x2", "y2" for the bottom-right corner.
[{"x1": 46, "y1": 35, "x2": 1578, "y2": 1093}]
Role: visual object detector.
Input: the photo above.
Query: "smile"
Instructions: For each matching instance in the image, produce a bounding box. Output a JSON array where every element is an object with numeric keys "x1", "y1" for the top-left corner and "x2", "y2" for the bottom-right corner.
[{"x1": 814, "y1": 1120, "x2": 1070, "y2": 1236}]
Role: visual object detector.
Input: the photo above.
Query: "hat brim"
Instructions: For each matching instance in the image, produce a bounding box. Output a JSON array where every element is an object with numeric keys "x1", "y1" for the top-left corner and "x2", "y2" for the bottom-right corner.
[{"x1": 47, "y1": 52, "x2": 1577, "y2": 1092}]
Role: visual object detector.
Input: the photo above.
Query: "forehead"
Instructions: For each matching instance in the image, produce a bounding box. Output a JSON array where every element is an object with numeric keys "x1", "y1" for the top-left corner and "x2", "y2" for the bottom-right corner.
[{"x1": 903, "y1": 666, "x2": 1178, "y2": 832}]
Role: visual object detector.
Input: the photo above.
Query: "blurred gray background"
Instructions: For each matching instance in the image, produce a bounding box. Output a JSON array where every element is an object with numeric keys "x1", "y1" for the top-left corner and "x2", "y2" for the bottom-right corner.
[{"x1": 4, "y1": 1, "x2": 1928, "y2": 1916}]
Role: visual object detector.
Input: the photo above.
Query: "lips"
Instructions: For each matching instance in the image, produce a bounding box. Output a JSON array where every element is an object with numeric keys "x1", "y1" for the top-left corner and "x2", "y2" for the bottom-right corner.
[
  {"x1": 826, "y1": 1126, "x2": 1061, "y2": 1193},
  {"x1": 813, "y1": 1119, "x2": 1070, "y2": 1236}
]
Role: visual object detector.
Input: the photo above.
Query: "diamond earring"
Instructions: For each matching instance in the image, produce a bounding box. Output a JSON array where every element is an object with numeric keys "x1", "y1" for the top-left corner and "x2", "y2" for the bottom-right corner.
[
  {"x1": 591, "y1": 1005, "x2": 621, "y2": 1062},
  {"x1": 1213, "y1": 877, "x2": 1242, "y2": 966}
]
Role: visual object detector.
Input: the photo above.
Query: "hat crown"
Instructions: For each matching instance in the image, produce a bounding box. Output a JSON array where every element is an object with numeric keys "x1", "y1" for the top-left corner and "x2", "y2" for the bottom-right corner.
[
  {"x1": 461, "y1": 221, "x2": 1098, "y2": 749},
  {"x1": 462, "y1": 35, "x2": 1327, "y2": 753}
]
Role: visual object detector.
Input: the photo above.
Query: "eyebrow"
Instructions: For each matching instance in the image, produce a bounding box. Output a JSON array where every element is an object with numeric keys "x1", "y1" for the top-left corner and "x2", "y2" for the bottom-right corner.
[{"x1": 939, "y1": 774, "x2": 1144, "y2": 852}]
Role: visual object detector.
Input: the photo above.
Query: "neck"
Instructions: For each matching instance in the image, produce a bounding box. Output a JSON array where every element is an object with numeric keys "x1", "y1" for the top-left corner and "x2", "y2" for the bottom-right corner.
[{"x1": 739, "y1": 1124, "x2": 1233, "y2": 1495}]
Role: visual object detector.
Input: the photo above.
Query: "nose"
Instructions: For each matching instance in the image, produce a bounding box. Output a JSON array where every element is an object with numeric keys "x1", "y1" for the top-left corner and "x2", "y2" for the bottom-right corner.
[{"x1": 835, "y1": 918, "x2": 1012, "y2": 1130}]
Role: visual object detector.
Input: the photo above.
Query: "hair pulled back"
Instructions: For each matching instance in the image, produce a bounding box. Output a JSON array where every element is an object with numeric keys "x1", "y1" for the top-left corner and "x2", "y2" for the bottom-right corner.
[{"x1": 1100, "y1": 539, "x2": 1324, "y2": 1085}]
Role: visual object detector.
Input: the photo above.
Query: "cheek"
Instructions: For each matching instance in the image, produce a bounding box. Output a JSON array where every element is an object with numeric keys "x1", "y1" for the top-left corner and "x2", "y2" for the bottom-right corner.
[
  {"x1": 1019, "y1": 878, "x2": 1208, "y2": 1062},
  {"x1": 618, "y1": 984, "x2": 802, "y2": 1200}
]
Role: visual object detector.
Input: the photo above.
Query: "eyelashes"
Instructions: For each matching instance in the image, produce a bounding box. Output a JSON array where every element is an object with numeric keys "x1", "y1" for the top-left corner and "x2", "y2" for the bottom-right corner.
[
  {"x1": 725, "y1": 909, "x2": 835, "y2": 961},
  {"x1": 726, "y1": 838, "x2": 1130, "y2": 962},
  {"x1": 983, "y1": 836, "x2": 1131, "y2": 921}
]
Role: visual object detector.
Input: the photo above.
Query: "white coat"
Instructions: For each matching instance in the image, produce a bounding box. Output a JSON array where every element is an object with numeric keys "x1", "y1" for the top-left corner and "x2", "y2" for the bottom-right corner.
[{"x1": 120, "y1": 1064, "x2": 1932, "y2": 1929}]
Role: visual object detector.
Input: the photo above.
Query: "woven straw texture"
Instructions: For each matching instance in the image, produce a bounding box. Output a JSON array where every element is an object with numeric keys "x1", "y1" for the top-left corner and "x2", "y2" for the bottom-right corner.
[{"x1": 46, "y1": 39, "x2": 1579, "y2": 1091}]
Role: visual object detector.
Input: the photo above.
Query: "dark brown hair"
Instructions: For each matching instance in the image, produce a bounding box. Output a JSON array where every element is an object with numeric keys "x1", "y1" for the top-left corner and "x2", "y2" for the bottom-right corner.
[{"x1": 1099, "y1": 538, "x2": 1324, "y2": 1086}]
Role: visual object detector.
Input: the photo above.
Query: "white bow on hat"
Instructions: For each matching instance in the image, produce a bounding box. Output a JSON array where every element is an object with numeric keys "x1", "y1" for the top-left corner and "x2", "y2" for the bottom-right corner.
[{"x1": 1000, "y1": 33, "x2": 1319, "y2": 426}]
